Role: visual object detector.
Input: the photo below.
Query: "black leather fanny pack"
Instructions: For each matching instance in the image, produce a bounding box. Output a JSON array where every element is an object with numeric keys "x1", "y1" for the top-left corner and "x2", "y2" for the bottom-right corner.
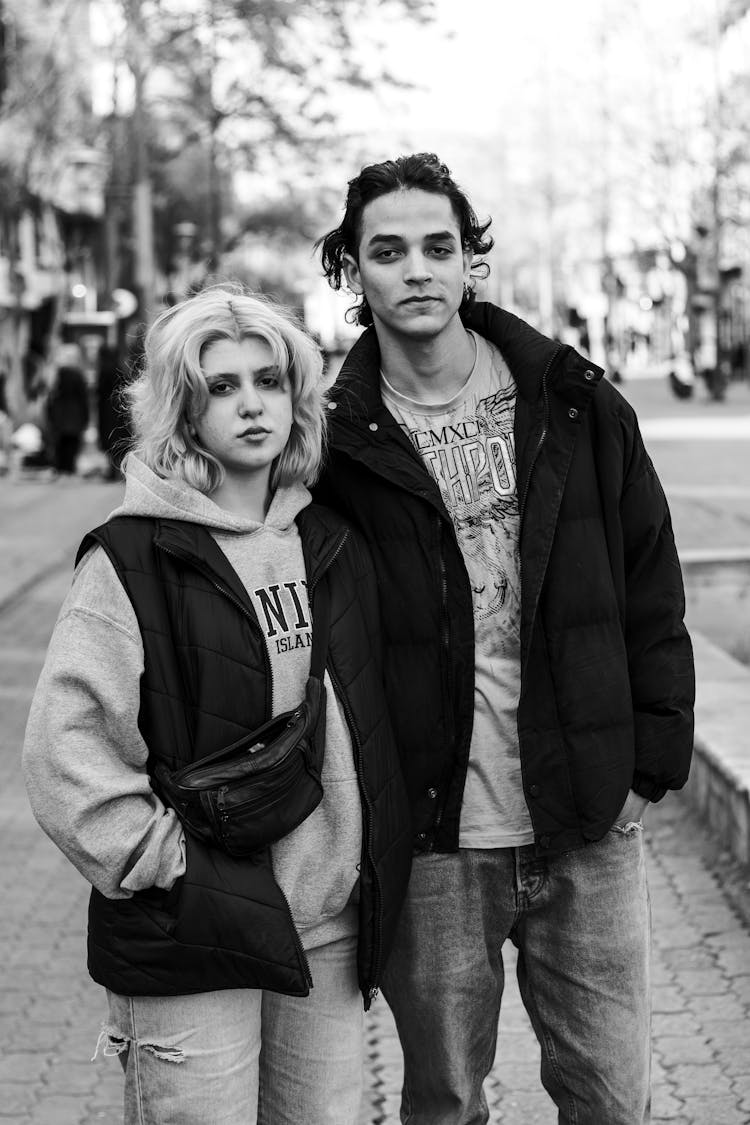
[{"x1": 154, "y1": 588, "x2": 329, "y2": 858}]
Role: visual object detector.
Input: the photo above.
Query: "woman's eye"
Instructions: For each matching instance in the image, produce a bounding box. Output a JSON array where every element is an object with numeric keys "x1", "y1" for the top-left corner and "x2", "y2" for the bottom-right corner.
[
  {"x1": 208, "y1": 380, "x2": 233, "y2": 395},
  {"x1": 257, "y1": 374, "x2": 280, "y2": 389}
]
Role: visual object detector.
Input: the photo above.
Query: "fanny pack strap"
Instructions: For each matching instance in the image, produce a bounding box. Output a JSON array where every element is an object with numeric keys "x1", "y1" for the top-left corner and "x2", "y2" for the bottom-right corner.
[{"x1": 308, "y1": 580, "x2": 331, "y2": 683}]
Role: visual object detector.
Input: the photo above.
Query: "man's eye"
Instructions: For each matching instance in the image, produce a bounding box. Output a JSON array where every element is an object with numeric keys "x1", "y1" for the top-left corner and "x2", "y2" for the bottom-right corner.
[
  {"x1": 374, "y1": 249, "x2": 400, "y2": 261},
  {"x1": 430, "y1": 246, "x2": 453, "y2": 257}
]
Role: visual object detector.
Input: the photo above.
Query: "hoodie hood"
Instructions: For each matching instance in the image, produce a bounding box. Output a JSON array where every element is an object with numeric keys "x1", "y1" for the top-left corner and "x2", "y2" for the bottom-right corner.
[{"x1": 109, "y1": 454, "x2": 311, "y2": 535}]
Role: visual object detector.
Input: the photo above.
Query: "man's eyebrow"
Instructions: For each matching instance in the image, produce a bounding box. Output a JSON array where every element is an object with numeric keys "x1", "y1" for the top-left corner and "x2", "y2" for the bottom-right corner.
[{"x1": 366, "y1": 230, "x2": 459, "y2": 247}]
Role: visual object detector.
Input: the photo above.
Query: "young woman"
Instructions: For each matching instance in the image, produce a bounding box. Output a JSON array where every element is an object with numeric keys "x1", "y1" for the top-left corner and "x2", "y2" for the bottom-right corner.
[{"x1": 23, "y1": 287, "x2": 412, "y2": 1125}]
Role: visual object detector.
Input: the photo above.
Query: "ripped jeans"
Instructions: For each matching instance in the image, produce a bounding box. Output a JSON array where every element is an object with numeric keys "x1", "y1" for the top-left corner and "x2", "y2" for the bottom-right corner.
[
  {"x1": 382, "y1": 823, "x2": 651, "y2": 1124},
  {"x1": 94, "y1": 934, "x2": 363, "y2": 1125}
]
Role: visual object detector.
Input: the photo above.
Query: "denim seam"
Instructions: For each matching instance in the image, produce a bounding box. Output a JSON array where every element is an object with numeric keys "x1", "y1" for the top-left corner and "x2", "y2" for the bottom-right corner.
[
  {"x1": 128, "y1": 996, "x2": 147, "y2": 1125},
  {"x1": 520, "y1": 975, "x2": 578, "y2": 1124}
]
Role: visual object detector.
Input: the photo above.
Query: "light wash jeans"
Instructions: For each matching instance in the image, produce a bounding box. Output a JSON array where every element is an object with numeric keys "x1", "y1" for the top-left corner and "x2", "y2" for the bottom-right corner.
[
  {"x1": 96, "y1": 934, "x2": 363, "y2": 1125},
  {"x1": 382, "y1": 826, "x2": 651, "y2": 1125}
]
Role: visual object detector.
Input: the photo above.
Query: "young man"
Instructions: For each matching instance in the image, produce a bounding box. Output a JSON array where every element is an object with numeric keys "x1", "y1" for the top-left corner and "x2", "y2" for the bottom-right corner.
[{"x1": 314, "y1": 153, "x2": 695, "y2": 1124}]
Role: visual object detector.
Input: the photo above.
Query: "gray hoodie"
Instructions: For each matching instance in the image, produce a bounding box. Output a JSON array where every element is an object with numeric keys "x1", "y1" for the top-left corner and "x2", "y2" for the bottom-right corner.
[{"x1": 23, "y1": 455, "x2": 361, "y2": 951}]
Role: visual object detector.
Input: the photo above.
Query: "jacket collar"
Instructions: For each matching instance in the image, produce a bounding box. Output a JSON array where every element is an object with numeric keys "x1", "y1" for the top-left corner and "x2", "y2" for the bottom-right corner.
[{"x1": 334, "y1": 302, "x2": 604, "y2": 415}]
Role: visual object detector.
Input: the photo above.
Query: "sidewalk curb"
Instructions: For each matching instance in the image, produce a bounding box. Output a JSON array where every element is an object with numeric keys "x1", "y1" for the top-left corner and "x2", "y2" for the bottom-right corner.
[{"x1": 687, "y1": 633, "x2": 750, "y2": 867}]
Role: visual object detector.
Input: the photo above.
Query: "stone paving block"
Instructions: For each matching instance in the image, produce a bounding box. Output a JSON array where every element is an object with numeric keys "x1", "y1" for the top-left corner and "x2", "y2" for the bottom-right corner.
[
  {"x1": 705, "y1": 930, "x2": 750, "y2": 951},
  {"x1": 654, "y1": 925, "x2": 710, "y2": 951},
  {"x1": 0, "y1": 1091, "x2": 37, "y2": 1120},
  {"x1": 83, "y1": 1075, "x2": 123, "y2": 1113},
  {"x1": 678, "y1": 1095, "x2": 747, "y2": 1124},
  {"x1": 701, "y1": 1018, "x2": 750, "y2": 1048},
  {"x1": 727, "y1": 975, "x2": 750, "y2": 1004},
  {"x1": 661, "y1": 947, "x2": 719, "y2": 971},
  {"x1": 0, "y1": 1054, "x2": 48, "y2": 1084},
  {"x1": 46, "y1": 1058, "x2": 101, "y2": 1095},
  {"x1": 668, "y1": 1063, "x2": 734, "y2": 1096},
  {"x1": 489, "y1": 1092, "x2": 555, "y2": 1124},
  {"x1": 653, "y1": 1035, "x2": 715, "y2": 1065},
  {"x1": 652, "y1": 1012, "x2": 706, "y2": 1035},
  {"x1": 3, "y1": 1024, "x2": 64, "y2": 1053},
  {"x1": 716, "y1": 1047, "x2": 750, "y2": 1078},
  {"x1": 26, "y1": 1093, "x2": 98, "y2": 1125},
  {"x1": 675, "y1": 969, "x2": 732, "y2": 996},
  {"x1": 652, "y1": 988, "x2": 692, "y2": 1014},
  {"x1": 689, "y1": 992, "x2": 747, "y2": 1020},
  {"x1": 715, "y1": 948, "x2": 750, "y2": 975},
  {"x1": 492, "y1": 1062, "x2": 540, "y2": 1091},
  {"x1": 651, "y1": 1083, "x2": 684, "y2": 1120},
  {"x1": 730, "y1": 1074, "x2": 750, "y2": 1099}
]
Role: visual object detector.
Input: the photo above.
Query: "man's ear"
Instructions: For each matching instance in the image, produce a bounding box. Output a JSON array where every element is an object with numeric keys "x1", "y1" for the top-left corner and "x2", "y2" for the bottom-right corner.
[{"x1": 342, "y1": 253, "x2": 364, "y2": 295}]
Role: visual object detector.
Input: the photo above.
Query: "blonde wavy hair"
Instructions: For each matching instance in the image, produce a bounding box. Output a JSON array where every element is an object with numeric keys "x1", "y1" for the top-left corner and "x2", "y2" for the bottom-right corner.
[{"x1": 126, "y1": 286, "x2": 327, "y2": 494}]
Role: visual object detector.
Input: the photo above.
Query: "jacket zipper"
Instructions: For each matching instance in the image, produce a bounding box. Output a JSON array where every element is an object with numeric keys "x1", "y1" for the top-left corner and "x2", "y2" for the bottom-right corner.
[
  {"x1": 308, "y1": 527, "x2": 383, "y2": 1004},
  {"x1": 518, "y1": 343, "x2": 562, "y2": 528},
  {"x1": 431, "y1": 517, "x2": 451, "y2": 842},
  {"x1": 328, "y1": 660, "x2": 382, "y2": 1006}
]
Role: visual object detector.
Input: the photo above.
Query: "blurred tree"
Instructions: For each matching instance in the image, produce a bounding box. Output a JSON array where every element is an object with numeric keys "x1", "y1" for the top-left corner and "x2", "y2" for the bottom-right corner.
[
  {"x1": 0, "y1": 0, "x2": 99, "y2": 410},
  {"x1": 107, "y1": 0, "x2": 434, "y2": 292}
]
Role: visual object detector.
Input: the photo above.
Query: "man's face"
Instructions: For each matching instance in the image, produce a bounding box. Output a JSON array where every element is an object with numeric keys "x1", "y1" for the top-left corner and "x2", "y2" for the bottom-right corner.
[{"x1": 343, "y1": 189, "x2": 472, "y2": 344}]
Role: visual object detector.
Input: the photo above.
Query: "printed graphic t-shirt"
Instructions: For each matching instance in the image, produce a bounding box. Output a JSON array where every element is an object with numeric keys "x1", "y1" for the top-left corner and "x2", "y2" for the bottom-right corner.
[{"x1": 381, "y1": 332, "x2": 534, "y2": 847}]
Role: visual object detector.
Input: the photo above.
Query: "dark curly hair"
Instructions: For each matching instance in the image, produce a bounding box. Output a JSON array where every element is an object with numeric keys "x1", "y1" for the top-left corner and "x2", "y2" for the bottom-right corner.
[{"x1": 317, "y1": 152, "x2": 494, "y2": 327}]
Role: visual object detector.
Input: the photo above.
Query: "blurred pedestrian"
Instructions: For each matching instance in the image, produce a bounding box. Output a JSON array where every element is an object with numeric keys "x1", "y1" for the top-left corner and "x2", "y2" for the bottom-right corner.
[
  {"x1": 96, "y1": 343, "x2": 131, "y2": 479},
  {"x1": 46, "y1": 360, "x2": 89, "y2": 474},
  {"x1": 0, "y1": 370, "x2": 12, "y2": 475},
  {"x1": 315, "y1": 152, "x2": 695, "y2": 1125},
  {"x1": 23, "y1": 286, "x2": 411, "y2": 1125}
]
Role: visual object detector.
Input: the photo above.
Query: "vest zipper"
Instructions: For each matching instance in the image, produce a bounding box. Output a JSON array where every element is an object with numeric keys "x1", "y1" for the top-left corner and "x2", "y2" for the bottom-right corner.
[
  {"x1": 518, "y1": 343, "x2": 562, "y2": 528},
  {"x1": 274, "y1": 882, "x2": 313, "y2": 987}
]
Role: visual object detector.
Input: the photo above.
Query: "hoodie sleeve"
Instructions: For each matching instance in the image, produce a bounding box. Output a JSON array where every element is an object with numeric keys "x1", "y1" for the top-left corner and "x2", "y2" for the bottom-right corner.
[{"x1": 22, "y1": 548, "x2": 186, "y2": 899}]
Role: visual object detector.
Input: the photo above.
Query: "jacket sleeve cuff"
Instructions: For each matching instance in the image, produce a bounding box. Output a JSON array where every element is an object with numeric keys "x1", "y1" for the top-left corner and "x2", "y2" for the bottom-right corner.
[{"x1": 631, "y1": 770, "x2": 668, "y2": 803}]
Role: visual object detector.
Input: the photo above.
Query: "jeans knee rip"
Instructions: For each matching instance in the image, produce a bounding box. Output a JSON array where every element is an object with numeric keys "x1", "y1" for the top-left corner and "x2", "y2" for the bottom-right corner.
[
  {"x1": 91, "y1": 1024, "x2": 185, "y2": 1063},
  {"x1": 611, "y1": 820, "x2": 644, "y2": 837}
]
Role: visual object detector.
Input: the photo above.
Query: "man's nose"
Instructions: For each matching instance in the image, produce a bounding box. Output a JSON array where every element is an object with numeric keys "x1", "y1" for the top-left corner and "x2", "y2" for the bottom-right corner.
[{"x1": 403, "y1": 252, "x2": 432, "y2": 283}]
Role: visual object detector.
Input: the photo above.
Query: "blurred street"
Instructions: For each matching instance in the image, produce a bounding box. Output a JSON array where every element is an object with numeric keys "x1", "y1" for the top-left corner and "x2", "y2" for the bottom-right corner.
[{"x1": 1, "y1": 372, "x2": 750, "y2": 1123}]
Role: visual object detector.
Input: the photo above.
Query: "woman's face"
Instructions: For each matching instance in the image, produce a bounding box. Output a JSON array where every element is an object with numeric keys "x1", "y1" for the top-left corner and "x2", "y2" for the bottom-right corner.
[{"x1": 194, "y1": 337, "x2": 294, "y2": 490}]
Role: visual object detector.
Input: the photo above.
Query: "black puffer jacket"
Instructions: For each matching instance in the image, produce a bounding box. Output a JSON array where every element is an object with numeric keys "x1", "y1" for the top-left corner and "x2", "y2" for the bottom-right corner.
[
  {"x1": 78, "y1": 507, "x2": 412, "y2": 1008},
  {"x1": 314, "y1": 302, "x2": 695, "y2": 856}
]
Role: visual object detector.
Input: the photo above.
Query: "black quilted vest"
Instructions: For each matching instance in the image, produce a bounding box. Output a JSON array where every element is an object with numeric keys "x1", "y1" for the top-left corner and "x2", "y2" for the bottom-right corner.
[{"x1": 77, "y1": 508, "x2": 412, "y2": 1005}]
